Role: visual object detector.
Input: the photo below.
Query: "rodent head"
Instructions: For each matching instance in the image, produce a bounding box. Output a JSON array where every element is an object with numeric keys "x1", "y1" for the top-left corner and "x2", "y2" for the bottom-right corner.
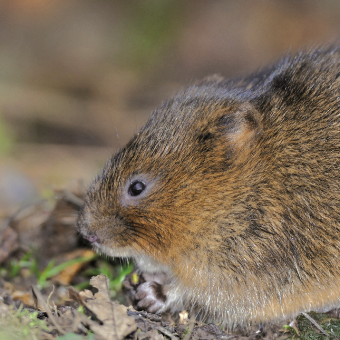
[{"x1": 77, "y1": 81, "x2": 263, "y2": 271}]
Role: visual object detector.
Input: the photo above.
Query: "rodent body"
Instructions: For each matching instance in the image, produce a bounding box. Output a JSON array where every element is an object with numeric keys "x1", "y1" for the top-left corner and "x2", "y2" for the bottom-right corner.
[{"x1": 78, "y1": 47, "x2": 340, "y2": 327}]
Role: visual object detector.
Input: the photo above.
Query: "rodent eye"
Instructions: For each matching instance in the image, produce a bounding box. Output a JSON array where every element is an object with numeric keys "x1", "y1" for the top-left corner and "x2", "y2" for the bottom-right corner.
[{"x1": 128, "y1": 180, "x2": 146, "y2": 196}]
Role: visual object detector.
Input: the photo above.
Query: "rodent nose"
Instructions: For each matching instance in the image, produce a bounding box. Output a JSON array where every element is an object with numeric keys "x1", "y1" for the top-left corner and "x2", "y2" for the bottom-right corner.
[{"x1": 84, "y1": 233, "x2": 99, "y2": 243}]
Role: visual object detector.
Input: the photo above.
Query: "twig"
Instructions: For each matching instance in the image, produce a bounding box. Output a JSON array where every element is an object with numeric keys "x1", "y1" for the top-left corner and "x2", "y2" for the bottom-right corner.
[
  {"x1": 31, "y1": 285, "x2": 66, "y2": 335},
  {"x1": 301, "y1": 312, "x2": 330, "y2": 338},
  {"x1": 183, "y1": 313, "x2": 195, "y2": 340},
  {"x1": 153, "y1": 325, "x2": 180, "y2": 340}
]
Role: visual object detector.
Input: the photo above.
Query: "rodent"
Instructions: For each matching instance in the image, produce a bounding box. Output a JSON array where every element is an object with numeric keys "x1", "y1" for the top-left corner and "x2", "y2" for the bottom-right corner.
[{"x1": 77, "y1": 47, "x2": 340, "y2": 328}]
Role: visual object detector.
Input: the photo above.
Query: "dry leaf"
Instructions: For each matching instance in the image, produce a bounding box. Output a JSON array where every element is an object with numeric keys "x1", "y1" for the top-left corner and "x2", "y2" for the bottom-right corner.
[
  {"x1": 0, "y1": 226, "x2": 18, "y2": 264},
  {"x1": 72, "y1": 274, "x2": 137, "y2": 340},
  {"x1": 79, "y1": 289, "x2": 93, "y2": 300},
  {"x1": 138, "y1": 329, "x2": 164, "y2": 340},
  {"x1": 179, "y1": 310, "x2": 189, "y2": 325},
  {"x1": 53, "y1": 249, "x2": 96, "y2": 285},
  {"x1": 12, "y1": 291, "x2": 33, "y2": 306}
]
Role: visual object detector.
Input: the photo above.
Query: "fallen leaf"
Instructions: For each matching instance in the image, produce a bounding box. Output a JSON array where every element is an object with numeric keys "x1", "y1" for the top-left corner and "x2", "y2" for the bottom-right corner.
[
  {"x1": 12, "y1": 291, "x2": 33, "y2": 306},
  {"x1": 77, "y1": 274, "x2": 137, "y2": 340},
  {"x1": 53, "y1": 249, "x2": 96, "y2": 285},
  {"x1": 0, "y1": 226, "x2": 18, "y2": 264},
  {"x1": 138, "y1": 329, "x2": 164, "y2": 340}
]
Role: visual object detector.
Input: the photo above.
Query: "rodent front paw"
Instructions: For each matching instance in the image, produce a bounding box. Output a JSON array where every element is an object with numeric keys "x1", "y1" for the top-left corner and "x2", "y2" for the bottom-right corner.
[{"x1": 135, "y1": 281, "x2": 167, "y2": 314}]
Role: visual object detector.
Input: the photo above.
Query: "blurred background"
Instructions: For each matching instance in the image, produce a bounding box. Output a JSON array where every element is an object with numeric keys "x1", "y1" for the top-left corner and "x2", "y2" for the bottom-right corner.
[{"x1": 1, "y1": 0, "x2": 340, "y2": 213}]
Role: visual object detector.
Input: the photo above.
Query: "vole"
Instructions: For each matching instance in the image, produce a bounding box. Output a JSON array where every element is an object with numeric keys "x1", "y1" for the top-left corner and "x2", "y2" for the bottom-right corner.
[{"x1": 77, "y1": 47, "x2": 340, "y2": 328}]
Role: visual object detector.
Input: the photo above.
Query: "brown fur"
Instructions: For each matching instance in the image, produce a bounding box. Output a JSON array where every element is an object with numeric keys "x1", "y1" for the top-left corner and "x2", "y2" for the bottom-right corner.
[{"x1": 78, "y1": 47, "x2": 340, "y2": 327}]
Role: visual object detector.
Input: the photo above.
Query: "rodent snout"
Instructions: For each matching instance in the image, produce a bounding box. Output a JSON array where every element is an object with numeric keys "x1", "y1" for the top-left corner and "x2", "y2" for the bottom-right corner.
[{"x1": 83, "y1": 233, "x2": 100, "y2": 244}]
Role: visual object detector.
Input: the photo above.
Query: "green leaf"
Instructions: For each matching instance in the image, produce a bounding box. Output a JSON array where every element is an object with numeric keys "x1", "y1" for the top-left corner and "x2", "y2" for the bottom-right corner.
[{"x1": 37, "y1": 254, "x2": 97, "y2": 288}]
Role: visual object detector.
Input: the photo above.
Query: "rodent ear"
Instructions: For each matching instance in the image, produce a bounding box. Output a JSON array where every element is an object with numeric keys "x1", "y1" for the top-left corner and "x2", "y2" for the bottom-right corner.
[{"x1": 222, "y1": 103, "x2": 263, "y2": 150}]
